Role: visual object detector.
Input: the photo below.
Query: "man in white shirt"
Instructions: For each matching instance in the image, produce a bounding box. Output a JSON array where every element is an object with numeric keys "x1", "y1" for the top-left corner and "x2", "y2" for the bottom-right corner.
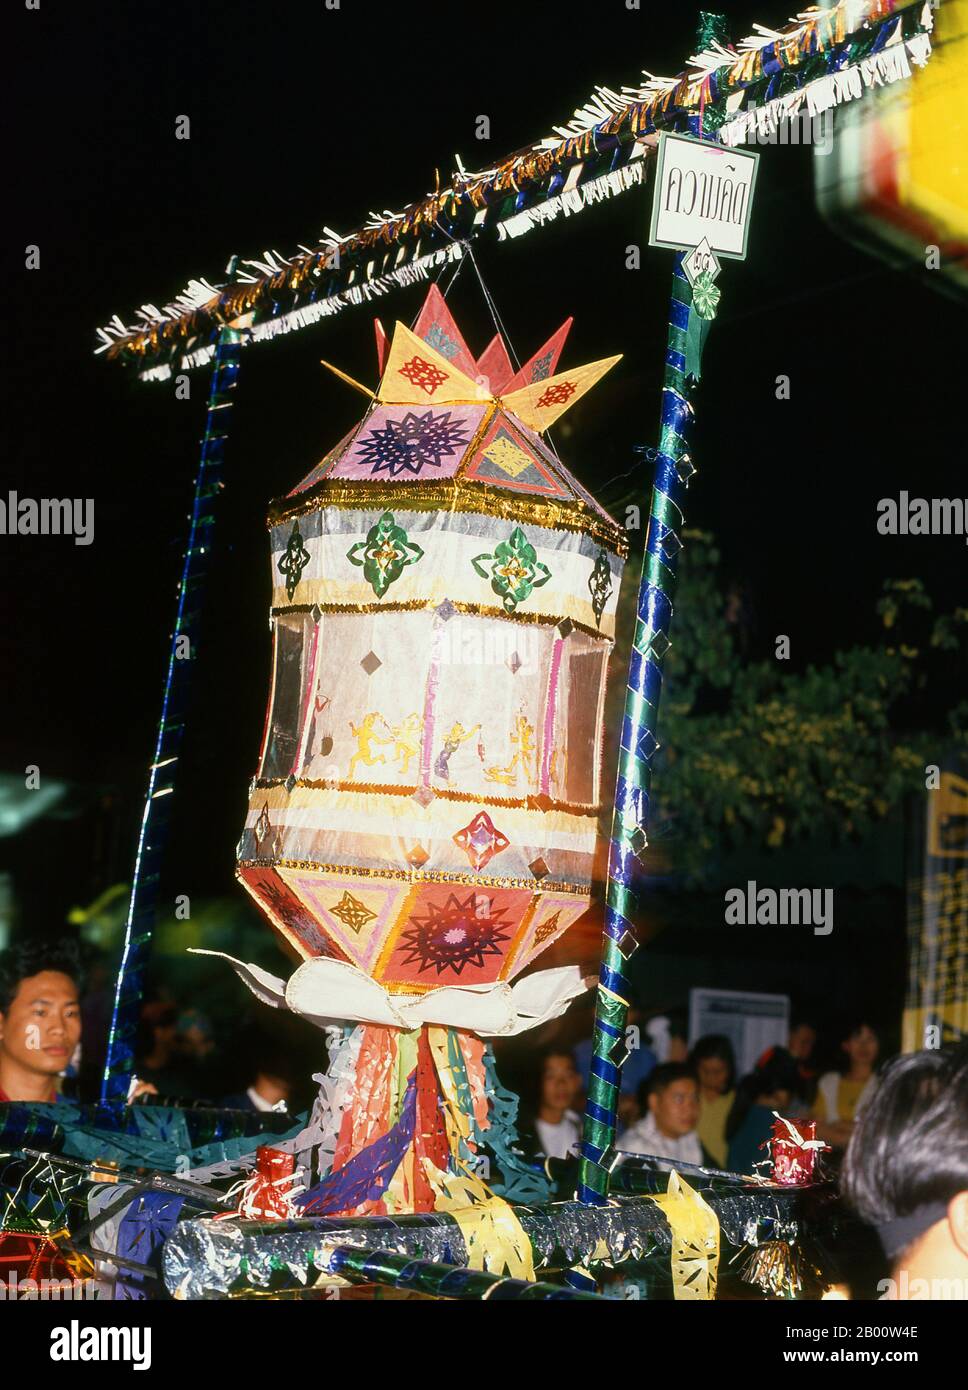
[{"x1": 618, "y1": 1063, "x2": 704, "y2": 1166}]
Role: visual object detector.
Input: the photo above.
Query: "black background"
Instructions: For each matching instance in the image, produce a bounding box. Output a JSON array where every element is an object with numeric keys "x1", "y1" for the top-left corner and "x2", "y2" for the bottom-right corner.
[{"x1": 2, "y1": 0, "x2": 963, "y2": 931}]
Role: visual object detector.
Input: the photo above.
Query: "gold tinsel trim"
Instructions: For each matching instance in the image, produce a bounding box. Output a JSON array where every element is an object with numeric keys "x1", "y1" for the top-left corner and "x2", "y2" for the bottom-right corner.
[
  {"x1": 251, "y1": 776, "x2": 603, "y2": 819},
  {"x1": 268, "y1": 595, "x2": 614, "y2": 644},
  {"x1": 238, "y1": 857, "x2": 589, "y2": 896},
  {"x1": 267, "y1": 479, "x2": 627, "y2": 555}
]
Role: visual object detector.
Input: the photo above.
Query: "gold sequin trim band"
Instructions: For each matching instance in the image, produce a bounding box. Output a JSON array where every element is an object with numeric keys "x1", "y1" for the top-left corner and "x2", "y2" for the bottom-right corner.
[
  {"x1": 252, "y1": 776, "x2": 603, "y2": 818},
  {"x1": 269, "y1": 596, "x2": 614, "y2": 644},
  {"x1": 268, "y1": 479, "x2": 627, "y2": 556},
  {"x1": 238, "y1": 858, "x2": 589, "y2": 896}
]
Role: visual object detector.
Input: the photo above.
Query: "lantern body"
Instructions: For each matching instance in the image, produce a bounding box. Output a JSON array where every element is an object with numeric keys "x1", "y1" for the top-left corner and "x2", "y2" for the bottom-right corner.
[{"x1": 237, "y1": 301, "x2": 626, "y2": 999}]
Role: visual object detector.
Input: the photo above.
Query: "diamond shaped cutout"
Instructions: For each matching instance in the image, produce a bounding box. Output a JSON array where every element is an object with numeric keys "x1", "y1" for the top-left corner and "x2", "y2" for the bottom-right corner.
[
  {"x1": 412, "y1": 785, "x2": 436, "y2": 808},
  {"x1": 629, "y1": 826, "x2": 648, "y2": 860},
  {"x1": 659, "y1": 529, "x2": 682, "y2": 561},
  {"x1": 527, "y1": 793, "x2": 554, "y2": 813},
  {"x1": 609, "y1": 1039, "x2": 632, "y2": 1070},
  {"x1": 310, "y1": 604, "x2": 322, "y2": 623},
  {"x1": 406, "y1": 843, "x2": 429, "y2": 868},
  {"x1": 529, "y1": 856, "x2": 550, "y2": 880},
  {"x1": 435, "y1": 599, "x2": 456, "y2": 622},
  {"x1": 506, "y1": 651, "x2": 522, "y2": 675},
  {"x1": 616, "y1": 930, "x2": 638, "y2": 960},
  {"x1": 360, "y1": 650, "x2": 382, "y2": 675},
  {"x1": 557, "y1": 618, "x2": 574, "y2": 639},
  {"x1": 675, "y1": 454, "x2": 696, "y2": 485},
  {"x1": 284, "y1": 773, "x2": 297, "y2": 794},
  {"x1": 645, "y1": 631, "x2": 671, "y2": 661},
  {"x1": 636, "y1": 728, "x2": 659, "y2": 762}
]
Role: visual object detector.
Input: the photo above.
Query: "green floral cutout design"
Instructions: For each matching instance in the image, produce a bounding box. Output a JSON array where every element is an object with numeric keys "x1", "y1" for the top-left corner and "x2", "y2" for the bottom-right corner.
[
  {"x1": 472, "y1": 526, "x2": 551, "y2": 614},
  {"x1": 279, "y1": 520, "x2": 312, "y2": 601},
  {"x1": 692, "y1": 271, "x2": 721, "y2": 321},
  {"x1": 347, "y1": 511, "x2": 424, "y2": 599}
]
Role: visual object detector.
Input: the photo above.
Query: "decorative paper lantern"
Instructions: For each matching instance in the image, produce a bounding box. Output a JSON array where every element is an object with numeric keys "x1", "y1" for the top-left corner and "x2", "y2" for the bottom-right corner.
[{"x1": 235, "y1": 286, "x2": 626, "y2": 1021}]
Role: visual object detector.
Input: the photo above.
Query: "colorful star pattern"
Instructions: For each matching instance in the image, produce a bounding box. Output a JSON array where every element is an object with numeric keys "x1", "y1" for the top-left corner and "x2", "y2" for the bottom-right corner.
[
  {"x1": 536, "y1": 380, "x2": 577, "y2": 409},
  {"x1": 398, "y1": 355, "x2": 449, "y2": 396},
  {"x1": 398, "y1": 892, "x2": 512, "y2": 976},
  {"x1": 355, "y1": 410, "x2": 470, "y2": 476},
  {"x1": 329, "y1": 891, "x2": 378, "y2": 934},
  {"x1": 472, "y1": 525, "x2": 551, "y2": 613},
  {"x1": 278, "y1": 520, "x2": 312, "y2": 600},
  {"x1": 347, "y1": 511, "x2": 424, "y2": 597},
  {"x1": 452, "y1": 811, "x2": 510, "y2": 871}
]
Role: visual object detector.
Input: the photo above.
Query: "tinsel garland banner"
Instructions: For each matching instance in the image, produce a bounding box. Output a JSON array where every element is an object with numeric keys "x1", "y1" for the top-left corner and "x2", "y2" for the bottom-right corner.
[
  {"x1": 94, "y1": 0, "x2": 935, "y2": 378},
  {"x1": 160, "y1": 1180, "x2": 838, "y2": 1299}
]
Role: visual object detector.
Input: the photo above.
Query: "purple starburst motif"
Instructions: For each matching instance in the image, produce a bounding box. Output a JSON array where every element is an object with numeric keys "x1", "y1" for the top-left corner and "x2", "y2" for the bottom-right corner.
[
  {"x1": 355, "y1": 410, "x2": 471, "y2": 476},
  {"x1": 397, "y1": 892, "x2": 512, "y2": 976}
]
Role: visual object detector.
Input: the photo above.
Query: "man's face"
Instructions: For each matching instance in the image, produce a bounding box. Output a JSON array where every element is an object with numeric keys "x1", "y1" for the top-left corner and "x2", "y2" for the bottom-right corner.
[
  {"x1": 650, "y1": 1078, "x2": 699, "y2": 1137},
  {"x1": 0, "y1": 971, "x2": 81, "y2": 1079},
  {"x1": 789, "y1": 1025, "x2": 816, "y2": 1061}
]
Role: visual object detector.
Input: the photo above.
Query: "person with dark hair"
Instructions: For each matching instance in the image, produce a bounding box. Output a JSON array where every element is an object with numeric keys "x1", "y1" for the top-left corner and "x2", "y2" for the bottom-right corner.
[
  {"x1": 528, "y1": 1048, "x2": 582, "y2": 1159},
  {"x1": 0, "y1": 937, "x2": 83, "y2": 1103},
  {"x1": 618, "y1": 1063, "x2": 703, "y2": 1165},
  {"x1": 689, "y1": 1035, "x2": 736, "y2": 1168},
  {"x1": 756, "y1": 1016, "x2": 818, "y2": 1106},
  {"x1": 842, "y1": 1043, "x2": 968, "y2": 1297},
  {"x1": 222, "y1": 1034, "x2": 297, "y2": 1113},
  {"x1": 812, "y1": 1020, "x2": 880, "y2": 1149},
  {"x1": 726, "y1": 1049, "x2": 803, "y2": 1177}
]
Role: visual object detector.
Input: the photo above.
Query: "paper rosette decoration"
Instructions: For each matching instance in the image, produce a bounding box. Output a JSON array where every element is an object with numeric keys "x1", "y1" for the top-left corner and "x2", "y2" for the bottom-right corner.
[{"x1": 236, "y1": 285, "x2": 625, "y2": 1028}]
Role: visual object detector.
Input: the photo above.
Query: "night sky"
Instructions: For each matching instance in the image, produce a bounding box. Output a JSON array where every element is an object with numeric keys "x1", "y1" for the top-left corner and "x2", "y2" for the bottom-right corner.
[{"x1": 3, "y1": 0, "x2": 963, "y2": 939}]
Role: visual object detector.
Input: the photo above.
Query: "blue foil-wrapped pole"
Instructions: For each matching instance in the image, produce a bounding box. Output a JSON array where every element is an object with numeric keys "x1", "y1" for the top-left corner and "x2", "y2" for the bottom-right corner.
[
  {"x1": 576, "y1": 255, "x2": 702, "y2": 1207},
  {"x1": 100, "y1": 308, "x2": 243, "y2": 1106},
  {"x1": 576, "y1": 15, "x2": 730, "y2": 1211}
]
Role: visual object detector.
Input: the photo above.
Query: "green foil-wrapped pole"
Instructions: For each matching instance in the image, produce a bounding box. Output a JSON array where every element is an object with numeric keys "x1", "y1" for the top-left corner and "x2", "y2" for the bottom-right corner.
[
  {"x1": 322, "y1": 1246, "x2": 600, "y2": 1300},
  {"x1": 576, "y1": 257, "x2": 704, "y2": 1206},
  {"x1": 577, "y1": 23, "x2": 728, "y2": 1203}
]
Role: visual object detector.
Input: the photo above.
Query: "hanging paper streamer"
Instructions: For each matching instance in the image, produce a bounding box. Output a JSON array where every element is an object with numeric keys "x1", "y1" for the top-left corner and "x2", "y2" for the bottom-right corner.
[
  {"x1": 424, "y1": 1161, "x2": 536, "y2": 1281},
  {"x1": 646, "y1": 1171, "x2": 720, "y2": 1301}
]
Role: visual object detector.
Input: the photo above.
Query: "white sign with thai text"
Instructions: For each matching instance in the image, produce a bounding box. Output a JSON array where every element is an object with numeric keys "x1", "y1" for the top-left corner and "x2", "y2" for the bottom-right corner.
[{"x1": 650, "y1": 133, "x2": 760, "y2": 260}]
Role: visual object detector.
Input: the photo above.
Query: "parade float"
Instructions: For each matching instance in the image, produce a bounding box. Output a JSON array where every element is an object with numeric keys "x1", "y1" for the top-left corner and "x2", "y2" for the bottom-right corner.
[{"x1": 0, "y1": 1, "x2": 939, "y2": 1300}]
